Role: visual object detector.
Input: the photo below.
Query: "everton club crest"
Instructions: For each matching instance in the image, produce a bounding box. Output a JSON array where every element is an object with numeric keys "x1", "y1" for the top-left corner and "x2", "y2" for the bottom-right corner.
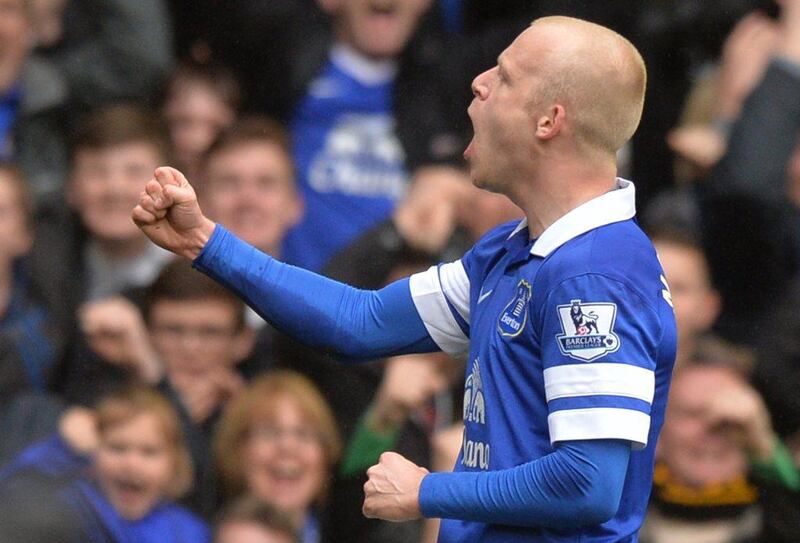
[
  {"x1": 498, "y1": 280, "x2": 533, "y2": 338},
  {"x1": 556, "y1": 299, "x2": 620, "y2": 361}
]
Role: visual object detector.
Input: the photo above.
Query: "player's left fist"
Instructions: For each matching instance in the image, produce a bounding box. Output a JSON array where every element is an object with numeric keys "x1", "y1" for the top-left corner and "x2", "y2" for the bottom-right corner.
[{"x1": 363, "y1": 452, "x2": 429, "y2": 522}]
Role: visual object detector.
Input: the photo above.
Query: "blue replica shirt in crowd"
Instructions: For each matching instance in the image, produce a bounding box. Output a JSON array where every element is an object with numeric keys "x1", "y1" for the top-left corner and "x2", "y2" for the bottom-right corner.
[
  {"x1": 0, "y1": 433, "x2": 210, "y2": 543},
  {"x1": 408, "y1": 179, "x2": 677, "y2": 542},
  {"x1": 283, "y1": 43, "x2": 409, "y2": 272},
  {"x1": 0, "y1": 267, "x2": 57, "y2": 391}
]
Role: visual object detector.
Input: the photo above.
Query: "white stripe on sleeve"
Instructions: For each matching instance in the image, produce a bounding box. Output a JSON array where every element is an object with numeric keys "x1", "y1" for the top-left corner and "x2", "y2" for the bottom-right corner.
[
  {"x1": 543, "y1": 363, "x2": 655, "y2": 403},
  {"x1": 548, "y1": 408, "x2": 651, "y2": 449},
  {"x1": 437, "y1": 260, "x2": 470, "y2": 324},
  {"x1": 409, "y1": 263, "x2": 470, "y2": 359}
]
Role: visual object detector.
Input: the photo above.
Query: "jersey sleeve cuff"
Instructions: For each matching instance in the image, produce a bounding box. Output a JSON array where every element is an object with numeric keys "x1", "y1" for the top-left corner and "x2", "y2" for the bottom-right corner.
[
  {"x1": 192, "y1": 222, "x2": 228, "y2": 272},
  {"x1": 418, "y1": 471, "x2": 450, "y2": 519}
]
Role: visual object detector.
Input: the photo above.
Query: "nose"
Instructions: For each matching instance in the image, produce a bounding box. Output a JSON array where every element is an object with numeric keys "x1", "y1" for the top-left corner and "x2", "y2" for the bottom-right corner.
[{"x1": 471, "y1": 67, "x2": 494, "y2": 100}]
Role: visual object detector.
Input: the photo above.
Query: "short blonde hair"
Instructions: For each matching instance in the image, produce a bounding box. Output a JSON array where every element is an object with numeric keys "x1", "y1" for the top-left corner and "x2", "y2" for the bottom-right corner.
[
  {"x1": 529, "y1": 17, "x2": 647, "y2": 154},
  {"x1": 95, "y1": 386, "x2": 194, "y2": 500},
  {"x1": 213, "y1": 371, "x2": 342, "y2": 499}
]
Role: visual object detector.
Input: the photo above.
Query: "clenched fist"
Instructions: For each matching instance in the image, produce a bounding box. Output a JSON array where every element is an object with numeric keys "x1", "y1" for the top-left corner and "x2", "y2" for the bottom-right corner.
[
  {"x1": 132, "y1": 167, "x2": 216, "y2": 260},
  {"x1": 363, "y1": 452, "x2": 429, "y2": 522}
]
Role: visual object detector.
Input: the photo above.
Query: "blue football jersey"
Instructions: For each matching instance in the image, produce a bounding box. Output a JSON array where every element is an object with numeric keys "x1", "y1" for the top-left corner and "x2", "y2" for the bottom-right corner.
[
  {"x1": 409, "y1": 179, "x2": 677, "y2": 542},
  {"x1": 283, "y1": 44, "x2": 409, "y2": 272}
]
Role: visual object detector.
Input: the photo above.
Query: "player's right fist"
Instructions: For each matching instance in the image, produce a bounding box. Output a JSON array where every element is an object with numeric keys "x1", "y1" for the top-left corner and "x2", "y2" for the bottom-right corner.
[{"x1": 132, "y1": 166, "x2": 216, "y2": 260}]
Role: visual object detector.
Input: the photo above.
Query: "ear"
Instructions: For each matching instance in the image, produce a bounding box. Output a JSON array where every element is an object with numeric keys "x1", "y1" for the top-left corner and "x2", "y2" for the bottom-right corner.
[
  {"x1": 534, "y1": 105, "x2": 566, "y2": 141},
  {"x1": 231, "y1": 325, "x2": 256, "y2": 364}
]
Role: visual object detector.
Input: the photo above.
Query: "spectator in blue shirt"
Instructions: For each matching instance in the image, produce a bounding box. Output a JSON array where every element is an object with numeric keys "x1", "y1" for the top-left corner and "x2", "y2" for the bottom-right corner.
[{"x1": 0, "y1": 385, "x2": 210, "y2": 543}]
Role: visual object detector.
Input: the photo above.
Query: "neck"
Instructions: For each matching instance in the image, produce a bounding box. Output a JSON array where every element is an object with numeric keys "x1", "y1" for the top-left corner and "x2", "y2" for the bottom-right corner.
[
  {"x1": 291, "y1": 508, "x2": 309, "y2": 530},
  {"x1": 510, "y1": 151, "x2": 617, "y2": 239},
  {"x1": 95, "y1": 236, "x2": 148, "y2": 261}
]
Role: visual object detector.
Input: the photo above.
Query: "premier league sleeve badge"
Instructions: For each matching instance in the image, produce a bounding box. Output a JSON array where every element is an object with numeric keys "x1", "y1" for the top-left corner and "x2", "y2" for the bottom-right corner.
[{"x1": 556, "y1": 299, "x2": 620, "y2": 361}]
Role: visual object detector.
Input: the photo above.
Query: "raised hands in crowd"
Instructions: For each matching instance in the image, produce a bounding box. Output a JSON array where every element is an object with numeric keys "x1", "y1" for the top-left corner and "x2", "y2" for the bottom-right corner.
[{"x1": 79, "y1": 297, "x2": 162, "y2": 383}]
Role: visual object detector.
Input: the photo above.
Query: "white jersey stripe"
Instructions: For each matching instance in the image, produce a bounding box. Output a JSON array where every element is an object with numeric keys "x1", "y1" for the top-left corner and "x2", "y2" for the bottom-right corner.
[
  {"x1": 543, "y1": 363, "x2": 655, "y2": 404},
  {"x1": 548, "y1": 407, "x2": 650, "y2": 450},
  {"x1": 409, "y1": 265, "x2": 470, "y2": 359},
  {"x1": 438, "y1": 260, "x2": 471, "y2": 324}
]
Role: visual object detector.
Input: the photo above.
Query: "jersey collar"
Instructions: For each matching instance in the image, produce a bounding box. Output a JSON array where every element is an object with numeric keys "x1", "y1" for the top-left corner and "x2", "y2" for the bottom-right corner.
[{"x1": 506, "y1": 178, "x2": 636, "y2": 257}]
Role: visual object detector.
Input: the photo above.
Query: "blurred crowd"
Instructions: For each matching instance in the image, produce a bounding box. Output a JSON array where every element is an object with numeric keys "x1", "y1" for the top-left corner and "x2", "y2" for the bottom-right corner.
[{"x1": 0, "y1": 0, "x2": 799, "y2": 542}]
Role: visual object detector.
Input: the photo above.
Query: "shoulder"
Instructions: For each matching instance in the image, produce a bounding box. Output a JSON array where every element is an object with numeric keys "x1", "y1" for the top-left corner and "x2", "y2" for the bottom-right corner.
[{"x1": 537, "y1": 220, "x2": 664, "y2": 307}]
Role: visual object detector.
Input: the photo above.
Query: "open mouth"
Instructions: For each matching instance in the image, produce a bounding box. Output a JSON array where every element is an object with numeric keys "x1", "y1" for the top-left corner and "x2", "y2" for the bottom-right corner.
[
  {"x1": 268, "y1": 464, "x2": 304, "y2": 484},
  {"x1": 112, "y1": 478, "x2": 148, "y2": 501}
]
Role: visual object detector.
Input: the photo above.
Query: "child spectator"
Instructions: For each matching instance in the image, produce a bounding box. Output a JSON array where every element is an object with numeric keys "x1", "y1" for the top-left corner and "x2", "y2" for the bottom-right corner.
[
  {"x1": 0, "y1": 385, "x2": 209, "y2": 543},
  {"x1": 31, "y1": 102, "x2": 174, "y2": 347},
  {"x1": 67, "y1": 103, "x2": 173, "y2": 300},
  {"x1": 71, "y1": 259, "x2": 254, "y2": 515},
  {"x1": 200, "y1": 116, "x2": 302, "y2": 260},
  {"x1": 162, "y1": 62, "x2": 241, "y2": 182},
  {"x1": 42, "y1": 103, "x2": 175, "y2": 406}
]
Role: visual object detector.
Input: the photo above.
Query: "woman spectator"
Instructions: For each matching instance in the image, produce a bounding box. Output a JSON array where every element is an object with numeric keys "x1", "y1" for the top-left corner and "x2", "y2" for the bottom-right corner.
[{"x1": 214, "y1": 371, "x2": 342, "y2": 543}]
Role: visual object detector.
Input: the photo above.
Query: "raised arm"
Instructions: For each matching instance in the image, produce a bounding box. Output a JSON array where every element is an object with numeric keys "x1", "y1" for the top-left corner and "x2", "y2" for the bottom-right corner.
[
  {"x1": 132, "y1": 167, "x2": 438, "y2": 360},
  {"x1": 711, "y1": 2, "x2": 800, "y2": 203}
]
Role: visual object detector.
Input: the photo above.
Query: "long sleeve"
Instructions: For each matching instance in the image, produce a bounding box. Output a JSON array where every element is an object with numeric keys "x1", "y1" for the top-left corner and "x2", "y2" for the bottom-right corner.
[
  {"x1": 419, "y1": 440, "x2": 630, "y2": 529},
  {"x1": 193, "y1": 225, "x2": 438, "y2": 360}
]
